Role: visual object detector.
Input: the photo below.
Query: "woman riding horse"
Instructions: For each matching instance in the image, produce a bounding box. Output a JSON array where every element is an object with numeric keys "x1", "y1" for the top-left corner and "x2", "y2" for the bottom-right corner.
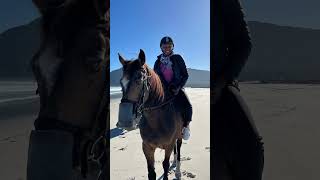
[{"x1": 153, "y1": 36, "x2": 193, "y2": 140}]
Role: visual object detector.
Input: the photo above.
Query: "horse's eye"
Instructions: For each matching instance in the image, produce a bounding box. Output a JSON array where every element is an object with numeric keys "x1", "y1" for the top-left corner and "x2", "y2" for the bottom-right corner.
[{"x1": 122, "y1": 65, "x2": 127, "y2": 71}]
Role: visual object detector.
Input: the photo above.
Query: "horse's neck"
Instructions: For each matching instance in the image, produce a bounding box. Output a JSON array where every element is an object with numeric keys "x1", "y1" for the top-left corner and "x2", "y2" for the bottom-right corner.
[{"x1": 144, "y1": 69, "x2": 165, "y2": 107}]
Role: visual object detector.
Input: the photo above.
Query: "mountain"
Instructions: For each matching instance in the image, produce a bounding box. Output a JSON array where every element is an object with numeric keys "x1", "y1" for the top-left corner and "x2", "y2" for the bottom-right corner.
[
  {"x1": 239, "y1": 21, "x2": 320, "y2": 82},
  {"x1": 242, "y1": 0, "x2": 320, "y2": 30},
  {"x1": 0, "y1": 18, "x2": 40, "y2": 80},
  {"x1": 1, "y1": 19, "x2": 320, "y2": 83},
  {"x1": 0, "y1": 0, "x2": 39, "y2": 33},
  {"x1": 110, "y1": 68, "x2": 210, "y2": 87}
]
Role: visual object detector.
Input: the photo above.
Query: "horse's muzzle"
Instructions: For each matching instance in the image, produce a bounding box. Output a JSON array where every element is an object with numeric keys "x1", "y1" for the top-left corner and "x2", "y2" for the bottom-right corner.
[{"x1": 117, "y1": 102, "x2": 140, "y2": 131}]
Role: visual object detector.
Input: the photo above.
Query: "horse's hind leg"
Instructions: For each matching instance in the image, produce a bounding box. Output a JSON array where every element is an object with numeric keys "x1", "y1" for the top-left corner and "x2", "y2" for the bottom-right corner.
[
  {"x1": 172, "y1": 141, "x2": 177, "y2": 167},
  {"x1": 163, "y1": 144, "x2": 174, "y2": 180},
  {"x1": 175, "y1": 138, "x2": 182, "y2": 179},
  {"x1": 142, "y1": 142, "x2": 156, "y2": 180}
]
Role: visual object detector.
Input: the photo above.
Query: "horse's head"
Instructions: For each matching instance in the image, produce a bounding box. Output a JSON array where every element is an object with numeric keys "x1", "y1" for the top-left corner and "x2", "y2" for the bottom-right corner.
[
  {"x1": 116, "y1": 49, "x2": 151, "y2": 130},
  {"x1": 30, "y1": 0, "x2": 110, "y2": 138},
  {"x1": 119, "y1": 49, "x2": 148, "y2": 102}
]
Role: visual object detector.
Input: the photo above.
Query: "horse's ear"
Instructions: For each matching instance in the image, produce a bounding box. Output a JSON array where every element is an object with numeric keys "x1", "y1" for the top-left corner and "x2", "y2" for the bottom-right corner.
[
  {"x1": 118, "y1": 53, "x2": 126, "y2": 66},
  {"x1": 138, "y1": 49, "x2": 146, "y2": 66}
]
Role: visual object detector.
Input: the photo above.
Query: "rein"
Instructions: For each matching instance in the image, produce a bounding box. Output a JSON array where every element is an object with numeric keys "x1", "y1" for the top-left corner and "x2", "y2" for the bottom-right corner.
[
  {"x1": 138, "y1": 67, "x2": 175, "y2": 112},
  {"x1": 142, "y1": 96, "x2": 175, "y2": 111}
]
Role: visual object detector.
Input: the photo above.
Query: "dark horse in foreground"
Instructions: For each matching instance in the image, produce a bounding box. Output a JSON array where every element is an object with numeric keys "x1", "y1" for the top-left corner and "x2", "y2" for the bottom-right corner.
[
  {"x1": 117, "y1": 49, "x2": 184, "y2": 180},
  {"x1": 27, "y1": 0, "x2": 109, "y2": 179}
]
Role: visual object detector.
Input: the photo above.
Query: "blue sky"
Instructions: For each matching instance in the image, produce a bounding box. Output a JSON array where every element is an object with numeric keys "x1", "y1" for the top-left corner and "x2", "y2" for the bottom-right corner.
[{"x1": 110, "y1": 0, "x2": 210, "y2": 71}]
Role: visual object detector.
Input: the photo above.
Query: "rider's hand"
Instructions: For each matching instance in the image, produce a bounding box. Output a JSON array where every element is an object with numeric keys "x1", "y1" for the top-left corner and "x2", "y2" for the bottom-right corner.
[
  {"x1": 169, "y1": 84, "x2": 180, "y2": 95},
  {"x1": 172, "y1": 88, "x2": 179, "y2": 95}
]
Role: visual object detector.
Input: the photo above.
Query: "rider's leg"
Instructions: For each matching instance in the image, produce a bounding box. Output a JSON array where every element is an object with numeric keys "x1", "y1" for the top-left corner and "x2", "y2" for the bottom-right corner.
[
  {"x1": 179, "y1": 89, "x2": 192, "y2": 127},
  {"x1": 226, "y1": 85, "x2": 264, "y2": 180},
  {"x1": 213, "y1": 85, "x2": 264, "y2": 180},
  {"x1": 178, "y1": 89, "x2": 192, "y2": 140}
]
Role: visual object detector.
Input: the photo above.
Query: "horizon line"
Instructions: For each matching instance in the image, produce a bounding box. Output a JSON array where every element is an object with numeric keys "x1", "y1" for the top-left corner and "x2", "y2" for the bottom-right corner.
[{"x1": 110, "y1": 67, "x2": 210, "y2": 72}]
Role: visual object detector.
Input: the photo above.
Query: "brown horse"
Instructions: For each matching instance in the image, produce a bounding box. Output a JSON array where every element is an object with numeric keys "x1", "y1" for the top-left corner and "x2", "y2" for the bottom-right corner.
[
  {"x1": 117, "y1": 49, "x2": 184, "y2": 180},
  {"x1": 28, "y1": 0, "x2": 109, "y2": 179}
]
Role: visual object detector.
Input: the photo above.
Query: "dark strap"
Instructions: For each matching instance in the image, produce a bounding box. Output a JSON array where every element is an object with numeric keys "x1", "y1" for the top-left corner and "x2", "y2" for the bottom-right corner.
[
  {"x1": 143, "y1": 97, "x2": 175, "y2": 111},
  {"x1": 34, "y1": 116, "x2": 85, "y2": 133}
]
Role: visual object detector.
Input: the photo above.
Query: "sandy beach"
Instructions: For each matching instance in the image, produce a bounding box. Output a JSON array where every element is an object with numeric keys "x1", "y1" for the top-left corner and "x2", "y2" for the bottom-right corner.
[
  {"x1": 0, "y1": 81, "x2": 38, "y2": 180},
  {"x1": 240, "y1": 83, "x2": 320, "y2": 180},
  {"x1": 1, "y1": 82, "x2": 320, "y2": 179},
  {"x1": 110, "y1": 88, "x2": 210, "y2": 180}
]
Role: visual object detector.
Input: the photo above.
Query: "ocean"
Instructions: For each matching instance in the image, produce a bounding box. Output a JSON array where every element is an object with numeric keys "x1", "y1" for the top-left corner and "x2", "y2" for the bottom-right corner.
[
  {"x1": 0, "y1": 82, "x2": 123, "y2": 103},
  {"x1": 110, "y1": 86, "x2": 122, "y2": 95}
]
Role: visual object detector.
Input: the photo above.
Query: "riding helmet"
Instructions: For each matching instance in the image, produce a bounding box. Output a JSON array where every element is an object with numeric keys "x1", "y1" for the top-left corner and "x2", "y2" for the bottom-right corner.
[{"x1": 160, "y1": 36, "x2": 174, "y2": 47}]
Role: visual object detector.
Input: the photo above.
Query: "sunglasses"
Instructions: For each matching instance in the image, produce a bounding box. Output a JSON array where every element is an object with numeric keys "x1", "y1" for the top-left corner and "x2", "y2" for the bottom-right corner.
[{"x1": 161, "y1": 45, "x2": 173, "y2": 49}]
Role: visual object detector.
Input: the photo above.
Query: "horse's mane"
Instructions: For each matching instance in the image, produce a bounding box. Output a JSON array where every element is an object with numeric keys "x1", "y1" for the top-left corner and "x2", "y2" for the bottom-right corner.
[{"x1": 143, "y1": 64, "x2": 165, "y2": 103}]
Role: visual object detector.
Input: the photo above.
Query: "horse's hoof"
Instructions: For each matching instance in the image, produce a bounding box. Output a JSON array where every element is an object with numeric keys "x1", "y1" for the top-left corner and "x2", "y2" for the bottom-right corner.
[{"x1": 175, "y1": 171, "x2": 182, "y2": 179}]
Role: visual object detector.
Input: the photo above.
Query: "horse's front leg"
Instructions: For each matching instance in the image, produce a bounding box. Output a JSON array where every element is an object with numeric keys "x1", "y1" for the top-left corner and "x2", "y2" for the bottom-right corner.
[
  {"x1": 163, "y1": 143, "x2": 175, "y2": 180},
  {"x1": 142, "y1": 142, "x2": 156, "y2": 180}
]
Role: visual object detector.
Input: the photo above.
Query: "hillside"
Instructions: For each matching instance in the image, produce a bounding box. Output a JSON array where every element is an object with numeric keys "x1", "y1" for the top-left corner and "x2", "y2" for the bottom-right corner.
[
  {"x1": 110, "y1": 68, "x2": 210, "y2": 87},
  {"x1": 1, "y1": 20, "x2": 320, "y2": 82}
]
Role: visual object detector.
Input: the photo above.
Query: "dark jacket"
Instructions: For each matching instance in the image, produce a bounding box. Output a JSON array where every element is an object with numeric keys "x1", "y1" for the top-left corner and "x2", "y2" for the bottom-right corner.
[
  {"x1": 213, "y1": 0, "x2": 252, "y2": 86},
  {"x1": 154, "y1": 54, "x2": 189, "y2": 88}
]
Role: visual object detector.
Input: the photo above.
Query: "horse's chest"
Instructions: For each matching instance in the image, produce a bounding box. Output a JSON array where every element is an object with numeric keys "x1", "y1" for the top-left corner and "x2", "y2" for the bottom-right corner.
[{"x1": 140, "y1": 112, "x2": 177, "y2": 145}]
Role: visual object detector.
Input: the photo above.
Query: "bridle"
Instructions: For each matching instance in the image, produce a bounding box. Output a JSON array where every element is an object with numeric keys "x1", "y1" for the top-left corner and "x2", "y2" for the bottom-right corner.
[{"x1": 120, "y1": 67, "x2": 151, "y2": 121}]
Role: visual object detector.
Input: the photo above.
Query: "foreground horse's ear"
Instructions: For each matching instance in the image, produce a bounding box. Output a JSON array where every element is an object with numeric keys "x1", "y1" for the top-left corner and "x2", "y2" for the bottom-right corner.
[
  {"x1": 138, "y1": 49, "x2": 146, "y2": 66},
  {"x1": 118, "y1": 53, "x2": 126, "y2": 66}
]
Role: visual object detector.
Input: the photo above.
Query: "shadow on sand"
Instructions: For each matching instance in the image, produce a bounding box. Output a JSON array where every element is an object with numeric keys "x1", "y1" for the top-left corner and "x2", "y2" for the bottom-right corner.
[
  {"x1": 157, "y1": 164, "x2": 177, "y2": 180},
  {"x1": 110, "y1": 127, "x2": 126, "y2": 139}
]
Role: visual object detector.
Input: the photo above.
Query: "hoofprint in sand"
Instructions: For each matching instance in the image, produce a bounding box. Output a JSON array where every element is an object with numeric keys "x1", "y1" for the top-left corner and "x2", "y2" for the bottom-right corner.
[{"x1": 110, "y1": 88, "x2": 210, "y2": 180}]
